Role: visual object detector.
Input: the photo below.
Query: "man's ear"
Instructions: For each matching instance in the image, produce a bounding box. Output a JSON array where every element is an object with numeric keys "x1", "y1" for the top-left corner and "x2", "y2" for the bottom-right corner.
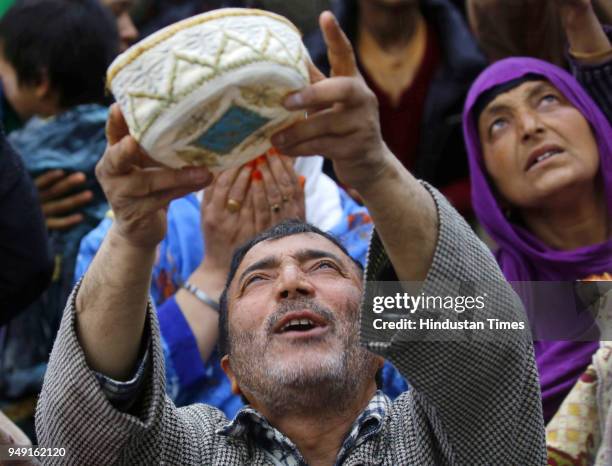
[{"x1": 221, "y1": 355, "x2": 242, "y2": 396}]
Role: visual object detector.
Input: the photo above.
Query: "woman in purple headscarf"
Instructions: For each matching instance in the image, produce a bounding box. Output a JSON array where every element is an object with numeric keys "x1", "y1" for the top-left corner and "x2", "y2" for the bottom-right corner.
[{"x1": 462, "y1": 9, "x2": 612, "y2": 460}]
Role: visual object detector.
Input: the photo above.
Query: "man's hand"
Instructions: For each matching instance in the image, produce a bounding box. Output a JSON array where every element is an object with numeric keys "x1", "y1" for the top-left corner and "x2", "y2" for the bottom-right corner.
[
  {"x1": 34, "y1": 170, "x2": 92, "y2": 230},
  {"x1": 274, "y1": 11, "x2": 437, "y2": 282},
  {"x1": 96, "y1": 104, "x2": 213, "y2": 250},
  {"x1": 272, "y1": 11, "x2": 395, "y2": 193},
  {"x1": 74, "y1": 104, "x2": 212, "y2": 380}
]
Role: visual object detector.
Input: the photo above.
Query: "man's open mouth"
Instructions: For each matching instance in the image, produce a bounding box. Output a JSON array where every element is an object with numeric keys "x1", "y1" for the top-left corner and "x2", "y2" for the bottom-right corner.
[
  {"x1": 273, "y1": 312, "x2": 329, "y2": 337},
  {"x1": 280, "y1": 318, "x2": 319, "y2": 332}
]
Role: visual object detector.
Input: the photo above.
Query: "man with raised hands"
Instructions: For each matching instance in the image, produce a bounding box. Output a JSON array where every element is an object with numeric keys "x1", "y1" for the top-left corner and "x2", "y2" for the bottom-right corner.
[{"x1": 35, "y1": 11, "x2": 545, "y2": 466}]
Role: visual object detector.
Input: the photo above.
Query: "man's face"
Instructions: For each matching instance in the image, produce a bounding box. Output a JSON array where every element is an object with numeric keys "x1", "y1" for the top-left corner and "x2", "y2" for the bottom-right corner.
[
  {"x1": 478, "y1": 80, "x2": 600, "y2": 209},
  {"x1": 101, "y1": 0, "x2": 138, "y2": 52},
  {"x1": 222, "y1": 233, "x2": 381, "y2": 413}
]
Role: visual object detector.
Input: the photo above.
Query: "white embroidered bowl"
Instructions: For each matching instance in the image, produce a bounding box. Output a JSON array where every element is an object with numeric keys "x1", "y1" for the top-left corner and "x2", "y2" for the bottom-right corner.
[{"x1": 106, "y1": 8, "x2": 310, "y2": 170}]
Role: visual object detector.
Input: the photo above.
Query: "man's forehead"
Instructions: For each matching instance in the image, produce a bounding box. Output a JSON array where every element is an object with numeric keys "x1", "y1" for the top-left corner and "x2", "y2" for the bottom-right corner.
[{"x1": 238, "y1": 232, "x2": 350, "y2": 272}]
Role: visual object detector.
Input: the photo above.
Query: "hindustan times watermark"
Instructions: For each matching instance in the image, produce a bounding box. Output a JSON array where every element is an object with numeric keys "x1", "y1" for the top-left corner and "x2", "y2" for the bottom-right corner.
[{"x1": 362, "y1": 280, "x2": 612, "y2": 342}]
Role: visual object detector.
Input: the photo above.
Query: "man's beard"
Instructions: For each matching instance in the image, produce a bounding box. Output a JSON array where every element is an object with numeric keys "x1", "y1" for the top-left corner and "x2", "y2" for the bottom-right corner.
[{"x1": 228, "y1": 297, "x2": 379, "y2": 416}]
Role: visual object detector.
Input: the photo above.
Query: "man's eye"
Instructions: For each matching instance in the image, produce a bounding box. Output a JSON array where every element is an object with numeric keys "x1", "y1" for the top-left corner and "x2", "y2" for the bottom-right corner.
[
  {"x1": 313, "y1": 261, "x2": 337, "y2": 271},
  {"x1": 244, "y1": 274, "x2": 266, "y2": 288}
]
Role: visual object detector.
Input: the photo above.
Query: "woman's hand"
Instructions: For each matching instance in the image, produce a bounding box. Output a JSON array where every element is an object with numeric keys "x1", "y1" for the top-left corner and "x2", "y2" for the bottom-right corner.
[{"x1": 200, "y1": 151, "x2": 305, "y2": 274}]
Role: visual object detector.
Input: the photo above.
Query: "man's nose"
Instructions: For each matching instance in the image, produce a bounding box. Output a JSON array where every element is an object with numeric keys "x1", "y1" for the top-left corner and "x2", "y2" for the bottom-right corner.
[{"x1": 276, "y1": 265, "x2": 315, "y2": 300}]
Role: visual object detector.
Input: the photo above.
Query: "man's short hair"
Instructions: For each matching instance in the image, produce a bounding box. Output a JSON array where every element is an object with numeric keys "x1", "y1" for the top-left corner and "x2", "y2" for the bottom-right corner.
[
  {"x1": 217, "y1": 219, "x2": 363, "y2": 357},
  {"x1": 0, "y1": 0, "x2": 118, "y2": 108}
]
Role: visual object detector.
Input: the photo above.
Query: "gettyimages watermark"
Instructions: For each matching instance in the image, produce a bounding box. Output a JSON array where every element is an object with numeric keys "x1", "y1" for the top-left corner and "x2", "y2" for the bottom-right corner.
[{"x1": 362, "y1": 281, "x2": 612, "y2": 343}]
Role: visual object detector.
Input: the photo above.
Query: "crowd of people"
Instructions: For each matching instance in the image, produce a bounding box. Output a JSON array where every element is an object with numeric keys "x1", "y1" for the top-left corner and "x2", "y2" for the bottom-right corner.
[{"x1": 0, "y1": 0, "x2": 610, "y2": 464}]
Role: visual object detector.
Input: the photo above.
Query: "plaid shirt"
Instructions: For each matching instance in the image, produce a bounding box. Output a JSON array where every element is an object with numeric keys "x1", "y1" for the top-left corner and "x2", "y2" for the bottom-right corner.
[
  {"x1": 95, "y1": 351, "x2": 391, "y2": 465},
  {"x1": 217, "y1": 390, "x2": 391, "y2": 466}
]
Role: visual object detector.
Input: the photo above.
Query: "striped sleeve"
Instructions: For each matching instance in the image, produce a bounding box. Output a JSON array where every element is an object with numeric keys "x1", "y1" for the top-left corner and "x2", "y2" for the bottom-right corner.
[{"x1": 570, "y1": 25, "x2": 612, "y2": 123}]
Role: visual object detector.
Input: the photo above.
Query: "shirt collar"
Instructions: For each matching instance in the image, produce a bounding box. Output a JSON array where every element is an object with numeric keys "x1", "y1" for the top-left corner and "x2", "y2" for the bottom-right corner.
[{"x1": 217, "y1": 390, "x2": 391, "y2": 466}]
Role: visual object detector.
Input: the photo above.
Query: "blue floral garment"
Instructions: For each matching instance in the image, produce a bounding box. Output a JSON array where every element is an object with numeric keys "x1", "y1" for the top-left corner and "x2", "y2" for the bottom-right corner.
[{"x1": 76, "y1": 189, "x2": 409, "y2": 418}]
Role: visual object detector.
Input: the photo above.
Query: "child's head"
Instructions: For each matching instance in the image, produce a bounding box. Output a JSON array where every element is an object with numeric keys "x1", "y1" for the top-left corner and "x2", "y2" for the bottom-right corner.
[{"x1": 0, "y1": 0, "x2": 119, "y2": 120}]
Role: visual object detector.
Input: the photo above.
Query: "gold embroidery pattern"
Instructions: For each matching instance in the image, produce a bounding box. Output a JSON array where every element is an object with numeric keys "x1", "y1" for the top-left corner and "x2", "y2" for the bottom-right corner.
[
  {"x1": 106, "y1": 9, "x2": 302, "y2": 82},
  {"x1": 108, "y1": 13, "x2": 308, "y2": 143},
  {"x1": 240, "y1": 85, "x2": 285, "y2": 107},
  {"x1": 176, "y1": 147, "x2": 220, "y2": 167}
]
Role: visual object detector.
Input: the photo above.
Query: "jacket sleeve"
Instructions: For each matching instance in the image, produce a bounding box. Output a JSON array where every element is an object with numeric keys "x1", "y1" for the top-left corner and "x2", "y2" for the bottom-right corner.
[
  {"x1": 360, "y1": 183, "x2": 546, "y2": 465},
  {"x1": 569, "y1": 25, "x2": 612, "y2": 123},
  {"x1": 35, "y1": 286, "x2": 228, "y2": 465},
  {"x1": 0, "y1": 127, "x2": 53, "y2": 324}
]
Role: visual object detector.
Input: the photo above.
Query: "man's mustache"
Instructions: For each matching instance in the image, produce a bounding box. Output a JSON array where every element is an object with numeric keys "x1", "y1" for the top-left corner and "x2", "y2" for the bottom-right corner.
[{"x1": 265, "y1": 298, "x2": 336, "y2": 335}]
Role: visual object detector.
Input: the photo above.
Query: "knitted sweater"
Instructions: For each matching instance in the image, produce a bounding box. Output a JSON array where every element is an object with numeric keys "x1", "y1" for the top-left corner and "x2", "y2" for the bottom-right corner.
[{"x1": 35, "y1": 186, "x2": 546, "y2": 465}]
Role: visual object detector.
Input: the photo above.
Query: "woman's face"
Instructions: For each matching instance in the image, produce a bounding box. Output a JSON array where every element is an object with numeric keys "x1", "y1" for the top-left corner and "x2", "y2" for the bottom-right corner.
[{"x1": 478, "y1": 80, "x2": 600, "y2": 209}]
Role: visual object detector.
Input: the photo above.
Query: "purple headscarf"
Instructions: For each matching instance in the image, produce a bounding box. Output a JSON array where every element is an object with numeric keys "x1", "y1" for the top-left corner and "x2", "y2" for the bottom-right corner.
[
  {"x1": 463, "y1": 57, "x2": 612, "y2": 423},
  {"x1": 464, "y1": 57, "x2": 612, "y2": 281}
]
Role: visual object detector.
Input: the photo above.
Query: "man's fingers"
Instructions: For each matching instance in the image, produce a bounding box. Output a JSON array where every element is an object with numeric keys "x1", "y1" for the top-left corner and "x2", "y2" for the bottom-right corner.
[
  {"x1": 106, "y1": 103, "x2": 130, "y2": 145},
  {"x1": 38, "y1": 172, "x2": 87, "y2": 201},
  {"x1": 307, "y1": 60, "x2": 326, "y2": 84},
  {"x1": 46, "y1": 214, "x2": 84, "y2": 230},
  {"x1": 320, "y1": 11, "x2": 358, "y2": 77},
  {"x1": 136, "y1": 166, "x2": 213, "y2": 197},
  {"x1": 100, "y1": 136, "x2": 154, "y2": 176},
  {"x1": 282, "y1": 77, "x2": 367, "y2": 113},
  {"x1": 275, "y1": 135, "x2": 350, "y2": 159},
  {"x1": 42, "y1": 190, "x2": 93, "y2": 216},
  {"x1": 272, "y1": 109, "x2": 353, "y2": 151}
]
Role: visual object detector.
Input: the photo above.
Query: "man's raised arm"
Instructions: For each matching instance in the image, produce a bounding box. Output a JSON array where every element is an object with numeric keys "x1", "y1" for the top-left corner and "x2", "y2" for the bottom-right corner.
[
  {"x1": 272, "y1": 12, "x2": 438, "y2": 283},
  {"x1": 75, "y1": 105, "x2": 212, "y2": 380},
  {"x1": 273, "y1": 12, "x2": 546, "y2": 464}
]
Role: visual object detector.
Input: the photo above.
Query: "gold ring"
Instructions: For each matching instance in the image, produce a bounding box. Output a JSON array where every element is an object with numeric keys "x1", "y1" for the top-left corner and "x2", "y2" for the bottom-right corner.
[
  {"x1": 227, "y1": 198, "x2": 241, "y2": 213},
  {"x1": 271, "y1": 203, "x2": 281, "y2": 213},
  {"x1": 281, "y1": 195, "x2": 290, "y2": 203}
]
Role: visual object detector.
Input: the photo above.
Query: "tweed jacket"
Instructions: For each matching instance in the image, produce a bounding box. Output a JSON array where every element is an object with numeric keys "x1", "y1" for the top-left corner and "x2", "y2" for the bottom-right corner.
[{"x1": 36, "y1": 186, "x2": 546, "y2": 465}]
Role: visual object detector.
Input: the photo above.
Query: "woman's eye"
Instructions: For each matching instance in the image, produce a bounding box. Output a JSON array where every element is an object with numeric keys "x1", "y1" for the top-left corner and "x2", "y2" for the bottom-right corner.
[
  {"x1": 539, "y1": 94, "x2": 559, "y2": 107},
  {"x1": 489, "y1": 118, "x2": 507, "y2": 135}
]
